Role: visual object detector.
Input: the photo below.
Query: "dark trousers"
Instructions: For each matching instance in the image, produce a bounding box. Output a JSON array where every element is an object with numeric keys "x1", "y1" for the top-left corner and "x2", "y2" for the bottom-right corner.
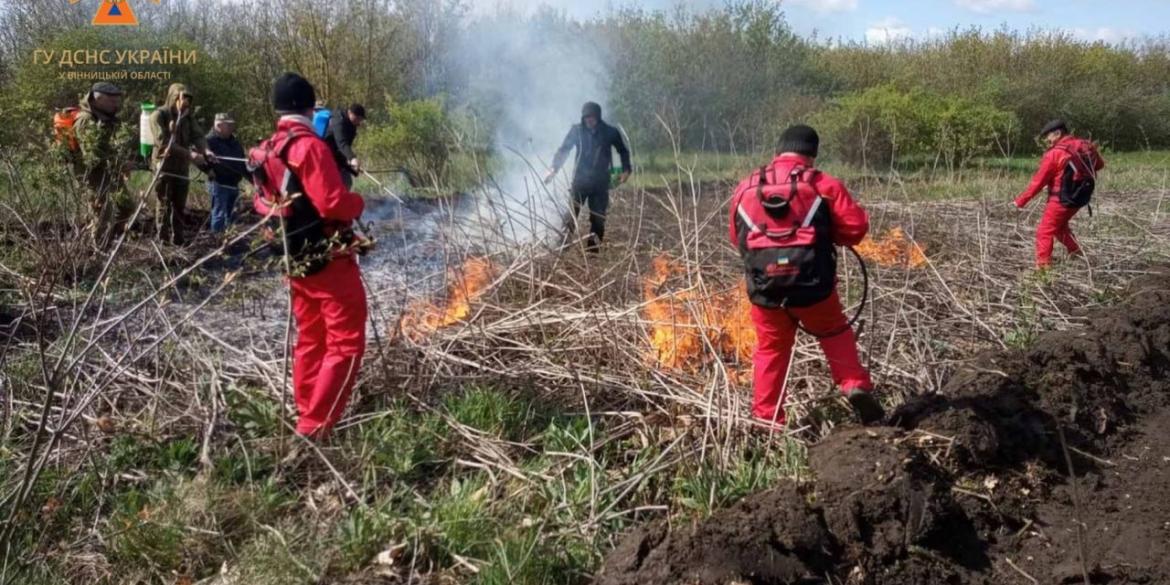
[
  {"x1": 567, "y1": 185, "x2": 609, "y2": 252},
  {"x1": 339, "y1": 163, "x2": 355, "y2": 190},
  {"x1": 154, "y1": 175, "x2": 190, "y2": 245}
]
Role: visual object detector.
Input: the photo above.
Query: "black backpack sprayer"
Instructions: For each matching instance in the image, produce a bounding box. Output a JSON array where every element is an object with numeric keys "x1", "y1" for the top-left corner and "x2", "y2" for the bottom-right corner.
[
  {"x1": 738, "y1": 163, "x2": 871, "y2": 341},
  {"x1": 620, "y1": 124, "x2": 871, "y2": 339}
]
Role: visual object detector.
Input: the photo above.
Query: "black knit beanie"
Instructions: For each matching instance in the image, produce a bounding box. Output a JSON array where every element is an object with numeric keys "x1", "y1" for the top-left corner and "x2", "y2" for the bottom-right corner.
[
  {"x1": 273, "y1": 72, "x2": 317, "y2": 113},
  {"x1": 778, "y1": 124, "x2": 819, "y2": 158},
  {"x1": 1039, "y1": 119, "x2": 1068, "y2": 137},
  {"x1": 582, "y1": 102, "x2": 602, "y2": 120}
]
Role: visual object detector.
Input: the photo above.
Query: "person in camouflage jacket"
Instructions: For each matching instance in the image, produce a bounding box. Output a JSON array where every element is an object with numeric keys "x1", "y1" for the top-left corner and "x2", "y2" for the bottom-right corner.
[
  {"x1": 149, "y1": 82, "x2": 216, "y2": 245},
  {"x1": 73, "y1": 81, "x2": 135, "y2": 248}
]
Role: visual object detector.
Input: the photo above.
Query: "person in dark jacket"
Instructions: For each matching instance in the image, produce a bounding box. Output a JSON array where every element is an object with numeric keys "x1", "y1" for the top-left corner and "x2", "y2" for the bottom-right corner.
[
  {"x1": 205, "y1": 112, "x2": 248, "y2": 233},
  {"x1": 544, "y1": 102, "x2": 631, "y2": 253},
  {"x1": 323, "y1": 103, "x2": 365, "y2": 189}
]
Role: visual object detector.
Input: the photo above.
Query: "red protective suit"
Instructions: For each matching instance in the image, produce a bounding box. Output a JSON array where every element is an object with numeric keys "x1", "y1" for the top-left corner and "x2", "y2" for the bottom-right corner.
[
  {"x1": 729, "y1": 154, "x2": 873, "y2": 425},
  {"x1": 1015, "y1": 136, "x2": 1105, "y2": 267},
  {"x1": 290, "y1": 255, "x2": 367, "y2": 435},
  {"x1": 261, "y1": 115, "x2": 367, "y2": 436}
]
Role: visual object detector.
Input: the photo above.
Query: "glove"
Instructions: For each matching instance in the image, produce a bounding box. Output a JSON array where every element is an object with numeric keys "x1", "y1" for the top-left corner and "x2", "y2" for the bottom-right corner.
[
  {"x1": 354, "y1": 236, "x2": 375, "y2": 255},
  {"x1": 344, "y1": 221, "x2": 375, "y2": 256}
]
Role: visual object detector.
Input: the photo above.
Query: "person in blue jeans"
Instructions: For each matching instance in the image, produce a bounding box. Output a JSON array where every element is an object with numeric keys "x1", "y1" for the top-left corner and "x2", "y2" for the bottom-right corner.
[{"x1": 205, "y1": 112, "x2": 249, "y2": 233}]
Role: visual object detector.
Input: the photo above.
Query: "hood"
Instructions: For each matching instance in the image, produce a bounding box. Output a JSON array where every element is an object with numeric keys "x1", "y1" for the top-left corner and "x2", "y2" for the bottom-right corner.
[
  {"x1": 163, "y1": 83, "x2": 192, "y2": 112},
  {"x1": 79, "y1": 92, "x2": 115, "y2": 123},
  {"x1": 581, "y1": 101, "x2": 602, "y2": 123}
]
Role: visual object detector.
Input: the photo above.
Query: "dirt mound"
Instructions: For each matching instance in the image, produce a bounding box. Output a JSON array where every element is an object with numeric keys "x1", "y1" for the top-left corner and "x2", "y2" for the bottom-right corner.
[
  {"x1": 600, "y1": 429, "x2": 991, "y2": 585},
  {"x1": 894, "y1": 273, "x2": 1170, "y2": 468},
  {"x1": 599, "y1": 273, "x2": 1170, "y2": 585},
  {"x1": 601, "y1": 484, "x2": 826, "y2": 584},
  {"x1": 812, "y1": 429, "x2": 988, "y2": 578}
]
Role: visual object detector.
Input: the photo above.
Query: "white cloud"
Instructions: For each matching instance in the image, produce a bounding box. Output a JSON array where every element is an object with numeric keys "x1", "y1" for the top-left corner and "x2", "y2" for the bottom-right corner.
[
  {"x1": 862, "y1": 20, "x2": 953, "y2": 45},
  {"x1": 865, "y1": 17, "x2": 912, "y2": 44},
  {"x1": 463, "y1": 0, "x2": 728, "y2": 17},
  {"x1": 1069, "y1": 27, "x2": 1136, "y2": 44},
  {"x1": 954, "y1": 0, "x2": 1036, "y2": 14},
  {"x1": 786, "y1": 0, "x2": 859, "y2": 13}
]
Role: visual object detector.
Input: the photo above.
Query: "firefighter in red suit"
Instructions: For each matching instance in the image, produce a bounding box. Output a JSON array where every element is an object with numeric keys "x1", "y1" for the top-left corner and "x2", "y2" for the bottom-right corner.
[
  {"x1": 255, "y1": 73, "x2": 367, "y2": 438},
  {"x1": 1015, "y1": 119, "x2": 1105, "y2": 268},
  {"x1": 729, "y1": 125, "x2": 884, "y2": 427}
]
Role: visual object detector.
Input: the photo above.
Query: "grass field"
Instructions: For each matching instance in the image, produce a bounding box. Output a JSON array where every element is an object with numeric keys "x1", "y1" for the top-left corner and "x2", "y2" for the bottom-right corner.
[
  {"x1": 632, "y1": 148, "x2": 1170, "y2": 195},
  {"x1": 2, "y1": 146, "x2": 1169, "y2": 584}
]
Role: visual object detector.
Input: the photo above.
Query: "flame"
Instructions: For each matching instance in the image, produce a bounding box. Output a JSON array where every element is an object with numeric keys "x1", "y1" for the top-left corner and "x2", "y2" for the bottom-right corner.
[
  {"x1": 400, "y1": 257, "x2": 496, "y2": 339},
  {"x1": 641, "y1": 255, "x2": 756, "y2": 376},
  {"x1": 854, "y1": 227, "x2": 927, "y2": 268}
]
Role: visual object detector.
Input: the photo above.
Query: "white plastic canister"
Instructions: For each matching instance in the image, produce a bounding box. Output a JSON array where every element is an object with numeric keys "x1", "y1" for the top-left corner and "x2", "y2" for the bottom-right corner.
[{"x1": 139, "y1": 103, "x2": 156, "y2": 158}]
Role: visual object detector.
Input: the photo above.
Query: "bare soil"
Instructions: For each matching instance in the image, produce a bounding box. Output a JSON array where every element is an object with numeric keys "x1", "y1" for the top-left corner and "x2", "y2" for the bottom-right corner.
[{"x1": 599, "y1": 272, "x2": 1170, "y2": 585}]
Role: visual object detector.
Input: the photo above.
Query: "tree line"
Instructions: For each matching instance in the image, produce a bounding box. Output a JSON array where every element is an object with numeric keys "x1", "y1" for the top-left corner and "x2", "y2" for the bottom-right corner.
[{"x1": 2, "y1": 0, "x2": 1169, "y2": 171}]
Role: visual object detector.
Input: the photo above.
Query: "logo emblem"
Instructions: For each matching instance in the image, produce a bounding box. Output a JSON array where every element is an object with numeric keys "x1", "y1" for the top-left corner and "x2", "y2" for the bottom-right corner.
[{"x1": 71, "y1": 0, "x2": 161, "y2": 26}]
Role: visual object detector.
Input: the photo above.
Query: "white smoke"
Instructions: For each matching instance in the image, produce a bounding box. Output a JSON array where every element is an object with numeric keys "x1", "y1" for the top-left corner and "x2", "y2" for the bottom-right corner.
[{"x1": 453, "y1": 7, "x2": 611, "y2": 251}]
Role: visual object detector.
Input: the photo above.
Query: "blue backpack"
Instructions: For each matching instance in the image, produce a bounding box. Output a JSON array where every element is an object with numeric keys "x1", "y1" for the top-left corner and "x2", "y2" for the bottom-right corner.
[{"x1": 312, "y1": 108, "x2": 330, "y2": 138}]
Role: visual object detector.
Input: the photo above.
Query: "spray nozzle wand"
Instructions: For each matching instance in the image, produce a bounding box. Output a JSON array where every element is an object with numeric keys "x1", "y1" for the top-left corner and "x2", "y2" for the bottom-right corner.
[{"x1": 362, "y1": 170, "x2": 405, "y2": 204}]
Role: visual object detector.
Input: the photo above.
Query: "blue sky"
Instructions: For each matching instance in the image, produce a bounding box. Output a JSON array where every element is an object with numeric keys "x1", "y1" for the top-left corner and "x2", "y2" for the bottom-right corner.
[{"x1": 466, "y1": 0, "x2": 1168, "y2": 44}]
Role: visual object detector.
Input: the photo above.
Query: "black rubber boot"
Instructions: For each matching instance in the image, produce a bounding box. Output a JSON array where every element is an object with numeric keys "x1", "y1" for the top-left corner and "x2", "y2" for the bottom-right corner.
[
  {"x1": 846, "y1": 388, "x2": 885, "y2": 425},
  {"x1": 585, "y1": 234, "x2": 601, "y2": 254}
]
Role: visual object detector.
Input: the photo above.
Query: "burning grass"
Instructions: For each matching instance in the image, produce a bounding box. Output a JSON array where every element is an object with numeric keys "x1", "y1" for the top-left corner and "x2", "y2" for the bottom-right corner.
[
  {"x1": 398, "y1": 256, "x2": 497, "y2": 339},
  {"x1": 642, "y1": 254, "x2": 755, "y2": 373},
  {"x1": 854, "y1": 227, "x2": 928, "y2": 268},
  {"x1": 638, "y1": 224, "x2": 926, "y2": 377}
]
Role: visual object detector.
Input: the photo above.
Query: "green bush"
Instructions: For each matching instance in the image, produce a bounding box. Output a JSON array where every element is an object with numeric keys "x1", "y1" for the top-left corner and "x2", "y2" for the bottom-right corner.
[
  {"x1": 815, "y1": 84, "x2": 1017, "y2": 169},
  {"x1": 817, "y1": 29, "x2": 1170, "y2": 152},
  {"x1": 361, "y1": 97, "x2": 458, "y2": 189}
]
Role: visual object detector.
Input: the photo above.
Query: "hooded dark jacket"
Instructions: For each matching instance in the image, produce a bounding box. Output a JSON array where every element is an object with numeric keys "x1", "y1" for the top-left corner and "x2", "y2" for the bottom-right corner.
[
  {"x1": 73, "y1": 91, "x2": 127, "y2": 195},
  {"x1": 324, "y1": 110, "x2": 359, "y2": 171},
  {"x1": 552, "y1": 104, "x2": 631, "y2": 190},
  {"x1": 149, "y1": 83, "x2": 208, "y2": 174}
]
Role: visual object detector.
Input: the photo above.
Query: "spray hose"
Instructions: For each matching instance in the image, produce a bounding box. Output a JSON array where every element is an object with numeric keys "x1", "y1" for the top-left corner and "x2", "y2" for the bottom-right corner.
[{"x1": 783, "y1": 246, "x2": 869, "y2": 340}]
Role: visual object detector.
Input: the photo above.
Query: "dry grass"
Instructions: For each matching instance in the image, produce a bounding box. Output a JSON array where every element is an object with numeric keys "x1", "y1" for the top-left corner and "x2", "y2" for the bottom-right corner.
[{"x1": 2, "y1": 148, "x2": 1169, "y2": 583}]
